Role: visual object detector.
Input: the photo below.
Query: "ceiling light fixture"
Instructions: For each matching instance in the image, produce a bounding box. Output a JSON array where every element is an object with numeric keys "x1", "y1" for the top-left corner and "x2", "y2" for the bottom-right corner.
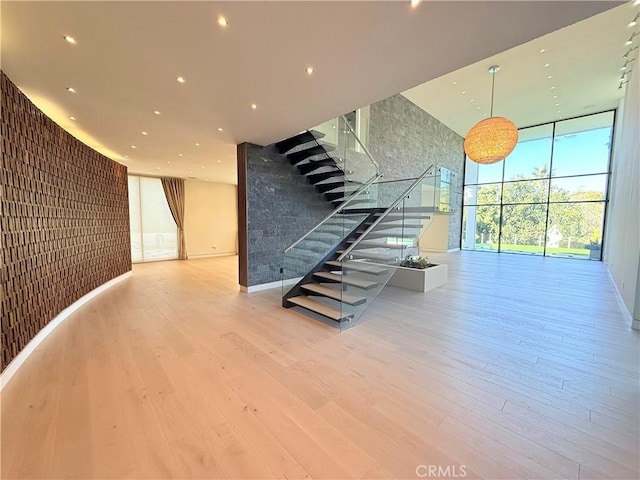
[
  {"x1": 464, "y1": 65, "x2": 518, "y2": 165},
  {"x1": 195, "y1": 142, "x2": 200, "y2": 146},
  {"x1": 69, "y1": 116, "x2": 76, "y2": 121},
  {"x1": 411, "y1": 0, "x2": 421, "y2": 7},
  {"x1": 629, "y1": 13, "x2": 639, "y2": 28},
  {"x1": 142, "y1": 131, "x2": 148, "y2": 135},
  {"x1": 217, "y1": 127, "x2": 224, "y2": 132},
  {"x1": 153, "y1": 110, "x2": 161, "y2": 115},
  {"x1": 539, "y1": 48, "x2": 546, "y2": 53},
  {"x1": 306, "y1": 66, "x2": 314, "y2": 75},
  {"x1": 178, "y1": 153, "x2": 183, "y2": 157},
  {"x1": 63, "y1": 35, "x2": 77, "y2": 45},
  {"x1": 66, "y1": 87, "x2": 76, "y2": 93},
  {"x1": 177, "y1": 76, "x2": 186, "y2": 83},
  {"x1": 131, "y1": 145, "x2": 137, "y2": 149},
  {"x1": 544, "y1": 63, "x2": 550, "y2": 67},
  {"x1": 251, "y1": 103, "x2": 257, "y2": 109},
  {"x1": 625, "y1": 32, "x2": 639, "y2": 45},
  {"x1": 547, "y1": 75, "x2": 553, "y2": 79},
  {"x1": 218, "y1": 16, "x2": 228, "y2": 27}
]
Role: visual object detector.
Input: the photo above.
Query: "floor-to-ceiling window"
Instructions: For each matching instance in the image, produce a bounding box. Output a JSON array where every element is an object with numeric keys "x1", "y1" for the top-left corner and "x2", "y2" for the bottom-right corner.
[
  {"x1": 128, "y1": 175, "x2": 178, "y2": 262},
  {"x1": 462, "y1": 110, "x2": 614, "y2": 260}
]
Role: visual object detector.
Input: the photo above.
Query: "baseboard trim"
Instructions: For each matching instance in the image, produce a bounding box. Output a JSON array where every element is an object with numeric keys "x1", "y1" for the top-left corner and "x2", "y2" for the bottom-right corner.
[
  {"x1": 606, "y1": 268, "x2": 637, "y2": 329},
  {"x1": 0, "y1": 271, "x2": 132, "y2": 391},
  {"x1": 188, "y1": 252, "x2": 236, "y2": 259},
  {"x1": 241, "y1": 277, "x2": 302, "y2": 293}
]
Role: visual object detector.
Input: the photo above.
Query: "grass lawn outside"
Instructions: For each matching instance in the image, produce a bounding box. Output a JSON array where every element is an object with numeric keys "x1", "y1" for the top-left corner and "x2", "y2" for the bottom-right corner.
[{"x1": 474, "y1": 243, "x2": 590, "y2": 256}]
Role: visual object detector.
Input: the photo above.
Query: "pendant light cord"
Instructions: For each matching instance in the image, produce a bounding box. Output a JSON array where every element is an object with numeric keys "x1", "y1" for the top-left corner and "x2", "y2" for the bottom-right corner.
[{"x1": 490, "y1": 70, "x2": 496, "y2": 118}]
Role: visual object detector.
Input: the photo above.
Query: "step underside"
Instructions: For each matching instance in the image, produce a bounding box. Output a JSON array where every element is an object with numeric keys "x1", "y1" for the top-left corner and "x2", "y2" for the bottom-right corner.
[
  {"x1": 300, "y1": 283, "x2": 367, "y2": 306},
  {"x1": 313, "y1": 271, "x2": 379, "y2": 290}
]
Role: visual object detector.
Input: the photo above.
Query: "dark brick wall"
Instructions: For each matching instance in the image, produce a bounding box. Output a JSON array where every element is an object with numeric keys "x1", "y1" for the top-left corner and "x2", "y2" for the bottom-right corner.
[
  {"x1": 1, "y1": 71, "x2": 131, "y2": 371},
  {"x1": 369, "y1": 94, "x2": 464, "y2": 249},
  {"x1": 243, "y1": 143, "x2": 332, "y2": 286}
]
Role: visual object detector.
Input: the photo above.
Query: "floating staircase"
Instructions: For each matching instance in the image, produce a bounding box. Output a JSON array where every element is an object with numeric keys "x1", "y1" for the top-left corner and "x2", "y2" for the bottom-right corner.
[{"x1": 278, "y1": 118, "x2": 439, "y2": 328}]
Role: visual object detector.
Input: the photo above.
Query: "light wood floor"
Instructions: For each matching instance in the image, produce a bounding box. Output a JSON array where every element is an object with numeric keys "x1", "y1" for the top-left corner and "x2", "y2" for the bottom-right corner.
[{"x1": 1, "y1": 252, "x2": 638, "y2": 479}]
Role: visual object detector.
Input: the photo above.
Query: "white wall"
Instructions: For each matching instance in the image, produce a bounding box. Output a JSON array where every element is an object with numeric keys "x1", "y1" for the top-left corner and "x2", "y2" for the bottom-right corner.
[
  {"x1": 185, "y1": 180, "x2": 238, "y2": 257},
  {"x1": 604, "y1": 66, "x2": 640, "y2": 328}
]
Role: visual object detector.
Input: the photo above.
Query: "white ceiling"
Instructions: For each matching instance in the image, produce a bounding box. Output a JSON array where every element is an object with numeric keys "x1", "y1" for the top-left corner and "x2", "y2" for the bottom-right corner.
[
  {"x1": 1, "y1": 1, "x2": 624, "y2": 184},
  {"x1": 403, "y1": 2, "x2": 639, "y2": 137}
]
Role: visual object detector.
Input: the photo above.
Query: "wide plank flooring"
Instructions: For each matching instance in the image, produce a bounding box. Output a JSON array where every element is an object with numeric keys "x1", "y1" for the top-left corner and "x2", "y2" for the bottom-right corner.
[{"x1": 1, "y1": 252, "x2": 638, "y2": 479}]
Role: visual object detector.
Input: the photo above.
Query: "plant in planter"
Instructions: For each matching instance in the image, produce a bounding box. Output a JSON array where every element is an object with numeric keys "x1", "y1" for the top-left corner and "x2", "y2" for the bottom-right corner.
[
  {"x1": 399, "y1": 255, "x2": 433, "y2": 269},
  {"x1": 585, "y1": 241, "x2": 602, "y2": 260}
]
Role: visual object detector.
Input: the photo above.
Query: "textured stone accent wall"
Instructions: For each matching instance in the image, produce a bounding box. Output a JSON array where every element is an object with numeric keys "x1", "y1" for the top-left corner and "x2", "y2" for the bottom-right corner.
[
  {"x1": 242, "y1": 143, "x2": 332, "y2": 286},
  {"x1": 1, "y1": 71, "x2": 131, "y2": 371},
  {"x1": 369, "y1": 94, "x2": 465, "y2": 249}
]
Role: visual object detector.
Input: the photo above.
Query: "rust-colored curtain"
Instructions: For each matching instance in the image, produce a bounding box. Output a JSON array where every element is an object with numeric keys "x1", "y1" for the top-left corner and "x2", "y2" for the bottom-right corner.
[{"x1": 161, "y1": 177, "x2": 187, "y2": 260}]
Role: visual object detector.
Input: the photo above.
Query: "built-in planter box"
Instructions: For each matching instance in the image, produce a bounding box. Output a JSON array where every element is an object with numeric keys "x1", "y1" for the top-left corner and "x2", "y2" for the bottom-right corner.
[{"x1": 385, "y1": 264, "x2": 448, "y2": 292}]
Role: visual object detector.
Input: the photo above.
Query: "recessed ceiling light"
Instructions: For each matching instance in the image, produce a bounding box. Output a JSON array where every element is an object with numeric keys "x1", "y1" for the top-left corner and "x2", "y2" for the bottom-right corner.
[
  {"x1": 553, "y1": 95, "x2": 558, "y2": 98},
  {"x1": 63, "y1": 35, "x2": 77, "y2": 45},
  {"x1": 153, "y1": 110, "x2": 161, "y2": 115},
  {"x1": 557, "y1": 110, "x2": 561, "y2": 113},
  {"x1": 620, "y1": 65, "x2": 627, "y2": 71},
  {"x1": 202, "y1": 166, "x2": 206, "y2": 169},
  {"x1": 461, "y1": 91, "x2": 466, "y2": 95},
  {"x1": 131, "y1": 145, "x2": 137, "y2": 149},
  {"x1": 544, "y1": 63, "x2": 550, "y2": 67},
  {"x1": 178, "y1": 153, "x2": 183, "y2": 157},
  {"x1": 141, "y1": 131, "x2": 148, "y2": 135},
  {"x1": 476, "y1": 106, "x2": 480, "y2": 110},
  {"x1": 195, "y1": 142, "x2": 200, "y2": 146},
  {"x1": 306, "y1": 66, "x2": 314, "y2": 75},
  {"x1": 69, "y1": 116, "x2": 76, "y2": 121},
  {"x1": 629, "y1": 17, "x2": 638, "y2": 28},
  {"x1": 550, "y1": 86, "x2": 556, "y2": 90},
  {"x1": 555, "y1": 103, "x2": 560, "y2": 106},
  {"x1": 124, "y1": 155, "x2": 129, "y2": 158},
  {"x1": 547, "y1": 75, "x2": 552, "y2": 79},
  {"x1": 218, "y1": 16, "x2": 228, "y2": 27},
  {"x1": 157, "y1": 167, "x2": 161, "y2": 170},
  {"x1": 539, "y1": 48, "x2": 546, "y2": 53},
  {"x1": 452, "y1": 81, "x2": 457, "y2": 85},
  {"x1": 177, "y1": 76, "x2": 186, "y2": 83},
  {"x1": 217, "y1": 160, "x2": 221, "y2": 163},
  {"x1": 483, "y1": 113, "x2": 488, "y2": 117},
  {"x1": 410, "y1": 0, "x2": 421, "y2": 7},
  {"x1": 251, "y1": 103, "x2": 257, "y2": 109},
  {"x1": 167, "y1": 161, "x2": 171, "y2": 164},
  {"x1": 66, "y1": 87, "x2": 76, "y2": 93},
  {"x1": 217, "y1": 127, "x2": 224, "y2": 132}
]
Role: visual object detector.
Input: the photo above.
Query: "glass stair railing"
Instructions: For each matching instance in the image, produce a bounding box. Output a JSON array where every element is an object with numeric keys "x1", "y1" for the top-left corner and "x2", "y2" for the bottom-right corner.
[{"x1": 282, "y1": 160, "x2": 440, "y2": 329}]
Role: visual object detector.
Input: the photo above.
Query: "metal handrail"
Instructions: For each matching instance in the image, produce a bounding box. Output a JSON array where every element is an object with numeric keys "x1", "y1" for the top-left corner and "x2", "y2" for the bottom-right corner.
[
  {"x1": 283, "y1": 173, "x2": 383, "y2": 253},
  {"x1": 336, "y1": 164, "x2": 435, "y2": 262},
  {"x1": 340, "y1": 115, "x2": 380, "y2": 176}
]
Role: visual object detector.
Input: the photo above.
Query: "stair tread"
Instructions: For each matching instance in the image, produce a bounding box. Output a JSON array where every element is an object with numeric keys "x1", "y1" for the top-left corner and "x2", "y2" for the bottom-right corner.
[
  {"x1": 301, "y1": 283, "x2": 367, "y2": 306},
  {"x1": 287, "y1": 296, "x2": 351, "y2": 322},
  {"x1": 288, "y1": 144, "x2": 336, "y2": 164},
  {"x1": 337, "y1": 251, "x2": 399, "y2": 263},
  {"x1": 355, "y1": 231, "x2": 418, "y2": 240},
  {"x1": 351, "y1": 240, "x2": 410, "y2": 250},
  {"x1": 313, "y1": 271, "x2": 378, "y2": 289},
  {"x1": 275, "y1": 130, "x2": 325, "y2": 154},
  {"x1": 325, "y1": 260, "x2": 389, "y2": 275},
  {"x1": 370, "y1": 223, "x2": 423, "y2": 231}
]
